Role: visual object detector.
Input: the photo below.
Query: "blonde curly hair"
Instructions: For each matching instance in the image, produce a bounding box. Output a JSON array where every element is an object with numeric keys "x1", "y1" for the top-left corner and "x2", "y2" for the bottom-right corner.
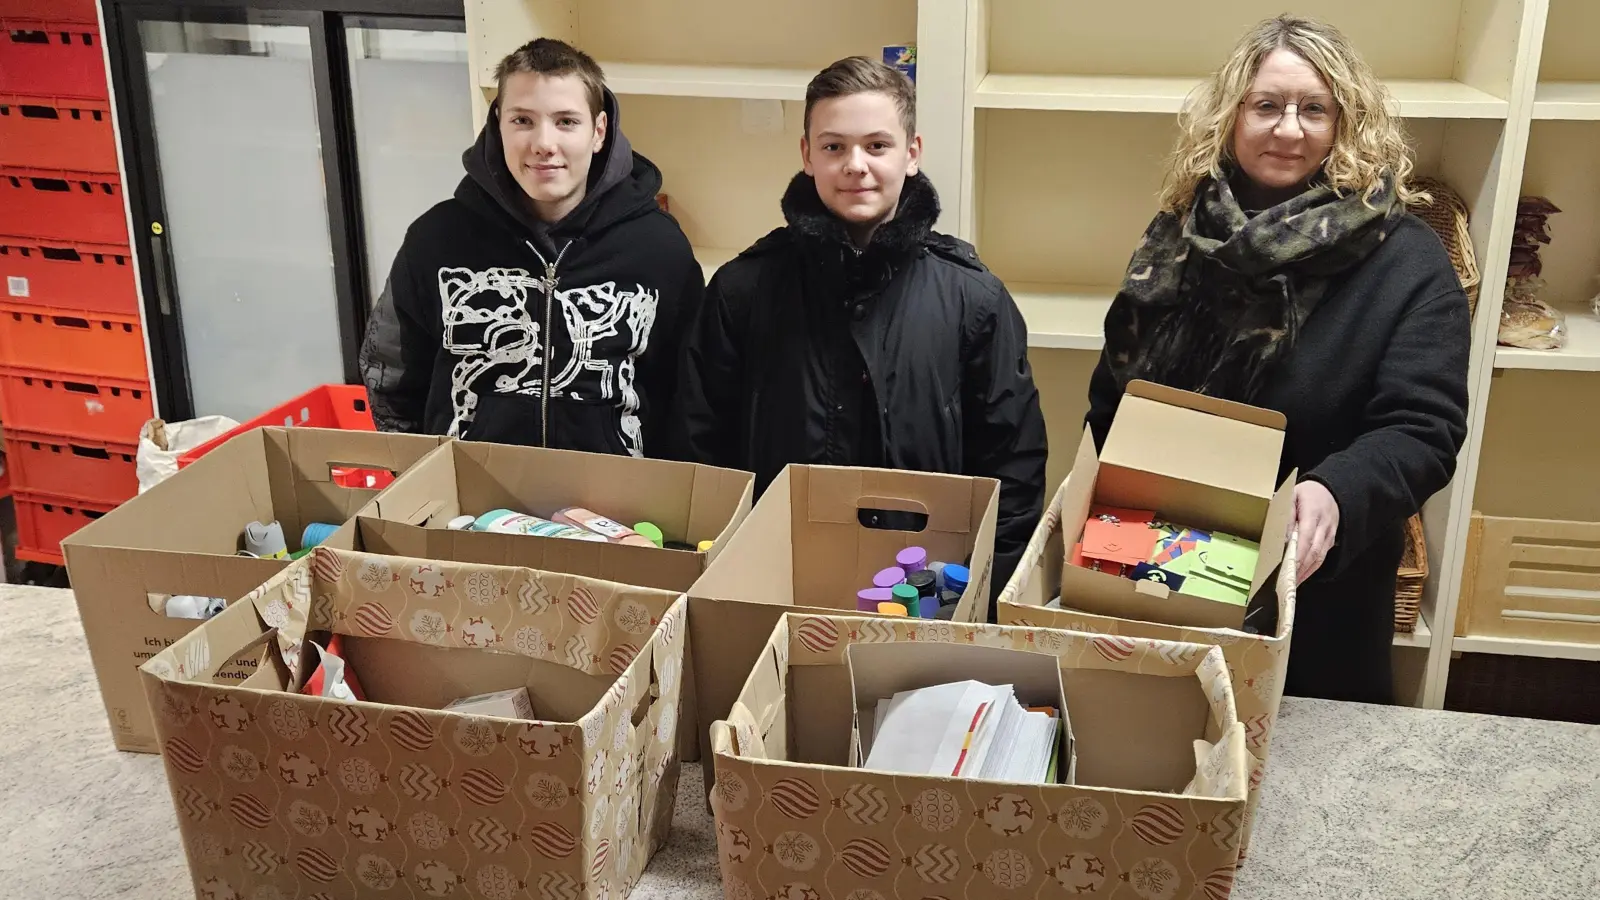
[{"x1": 1158, "y1": 14, "x2": 1426, "y2": 213}]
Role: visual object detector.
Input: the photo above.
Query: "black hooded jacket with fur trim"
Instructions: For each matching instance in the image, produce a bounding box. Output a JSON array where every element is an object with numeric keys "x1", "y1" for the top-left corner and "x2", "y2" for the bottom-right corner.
[
  {"x1": 671, "y1": 172, "x2": 1048, "y2": 614},
  {"x1": 358, "y1": 88, "x2": 701, "y2": 457}
]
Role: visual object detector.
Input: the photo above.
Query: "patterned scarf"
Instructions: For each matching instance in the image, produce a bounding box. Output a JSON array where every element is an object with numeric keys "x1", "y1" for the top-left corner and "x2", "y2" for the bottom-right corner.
[{"x1": 1104, "y1": 171, "x2": 1405, "y2": 402}]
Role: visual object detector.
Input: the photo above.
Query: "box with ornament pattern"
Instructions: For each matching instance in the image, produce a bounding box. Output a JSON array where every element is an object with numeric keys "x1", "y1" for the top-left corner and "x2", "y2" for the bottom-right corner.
[
  {"x1": 139, "y1": 547, "x2": 687, "y2": 900},
  {"x1": 709, "y1": 613, "x2": 1249, "y2": 900}
]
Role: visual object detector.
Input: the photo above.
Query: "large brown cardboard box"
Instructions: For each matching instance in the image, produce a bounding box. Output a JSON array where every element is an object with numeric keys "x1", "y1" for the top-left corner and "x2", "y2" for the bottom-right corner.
[
  {"x1": 349, "y1": 439, "x2": 753, "y2": 763},
  {"x1": 60, "y1": 426, "x2": 445, "y2": 753},
  {"x1": 998, "y1": 480, "x2": 1296, "y2": 861},
  {"x1": 140, "y1": 547, "x2": 687, "y2": 900},
  {"x1": 686, "y1": 465, "x2": 999, "y2": 786},
  {"x1": 710, "y1": 613, "x2": 1249, "y2": 900},
  {"x1": 354, "y1": 440, "x2": 753, "y2": 592},
  {"x1": 1057, "y1": 381, "x2": 1296, "y2": 631}
]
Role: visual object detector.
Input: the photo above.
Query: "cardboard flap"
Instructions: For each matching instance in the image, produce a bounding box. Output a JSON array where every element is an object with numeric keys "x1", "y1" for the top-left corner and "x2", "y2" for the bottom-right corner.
[
  {"x1": 1126, "y1": 380, "x2": 1287, "y2": 431},
  {"x1": 1253, "y1": 473, "x2": 1297, "y2": 594},
  {"x1": 804, "y1": 466, "x2": 974, "y2": 534},
  {"x1": 1104, "y1": 382, "x2": 1286, "y2": 501}
]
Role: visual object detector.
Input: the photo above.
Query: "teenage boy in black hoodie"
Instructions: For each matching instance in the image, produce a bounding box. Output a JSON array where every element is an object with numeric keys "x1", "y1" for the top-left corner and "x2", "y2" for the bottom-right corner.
[
  {"x1": 359, "y1": 39, "x2": 699, "y2": 456},
  {"x1": 672, "y1": 57, "x2": 1048, "y2": 616}
]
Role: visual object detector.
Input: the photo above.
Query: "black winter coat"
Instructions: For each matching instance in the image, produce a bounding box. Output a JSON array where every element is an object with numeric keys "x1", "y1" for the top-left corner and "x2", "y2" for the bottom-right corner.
[
  {"x1": 673, "y1": 173, "x2": 1049, "y2": 614},
  {"x1": 359, "y1": 88, "x2": 701, "y2": 457},
  {"x1": 1088, "y1": 213, "x2": 1470, "y2": 704}
]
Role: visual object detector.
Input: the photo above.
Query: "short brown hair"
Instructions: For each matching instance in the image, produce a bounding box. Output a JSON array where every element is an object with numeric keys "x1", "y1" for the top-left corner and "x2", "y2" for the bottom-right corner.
[
  {"x1": 494, "y1": 38, "x2": 606, "y2": 118},
  {"x1": 804, "y1": 56, "x2": 916, "y2": 138}
]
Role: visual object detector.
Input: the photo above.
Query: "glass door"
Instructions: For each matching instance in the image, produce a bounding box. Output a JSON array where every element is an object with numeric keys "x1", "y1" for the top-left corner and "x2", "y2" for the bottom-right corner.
[
  {"x1": 345, "y1": 17, "x2": 472, "y2": 306},
  {"x1": 106, "y1": 2, "x2": 465, "y2": 422}
]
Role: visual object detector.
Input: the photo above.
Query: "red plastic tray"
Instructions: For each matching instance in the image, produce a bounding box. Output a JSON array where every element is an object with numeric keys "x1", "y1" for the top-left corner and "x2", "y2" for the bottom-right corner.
[
  {"x1": 0, "y1": 2, "x2": 99, "y2": 25},
  {"x1": 5, "y1": 429, "x2": 136, "y2": 504},
  {"x1": 0, "y1": 366, "x2": 151, "y2": 444},
  {"x1": 0, "y1": 240, "x2": 136, "y2": 316},
  {"x1": 0, "y1": 95, "x2": 117, "y2": 173},
  {"x1": 0, "y1": 21, "x2": 107, "y2": 100},
  {"x1": 177, "y1": 383, "x2": 390, "y2": 488},
  {"x1": 0, "y1": 301, "x2": 146, "y2": 380},
  {"x1": 14, "y1": 489, "x2": 114, "y2": 564},
  {"x1": 0, "y1": 167, "x2": 127, "y2": 245}
]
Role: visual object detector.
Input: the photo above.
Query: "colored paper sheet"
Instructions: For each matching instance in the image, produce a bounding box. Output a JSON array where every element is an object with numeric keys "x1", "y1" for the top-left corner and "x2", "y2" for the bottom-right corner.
[{"x1": 1081, "y1": 519, "x2": 1160, "y2": 567}]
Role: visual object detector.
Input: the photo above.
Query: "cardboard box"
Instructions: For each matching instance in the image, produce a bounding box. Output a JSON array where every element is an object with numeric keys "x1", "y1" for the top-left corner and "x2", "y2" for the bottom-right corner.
[
  {"x1": 354, "y1": 440, "x2": 753, "y2": 593},
  {"x1": 710, "y1": 613, "x2": 1249, "y2": 900},
  {"x1": 140, "y1": 547, "x2": 687, "y2": 900},
  {"x1": 60, "y1": 426, "x2": 445, "y2": 753},
  {"x1": 352, "y1": 439, "x2": 753, "y2": 763},
  {"x1": 1058, "y1": 381, "x2": 1295, "y2": 631},
  {"x1": 686, "y1": 465, "x2": 999, "y2": 790},
  {"x1": 998, "y1": 476, "x2": 1298, "y2": 859}
]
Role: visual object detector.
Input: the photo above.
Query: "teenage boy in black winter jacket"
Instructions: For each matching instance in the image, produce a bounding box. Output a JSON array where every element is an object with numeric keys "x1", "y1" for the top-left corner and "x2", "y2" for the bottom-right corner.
[
  {"x1": 359, "y1": 39, "x2": 700, "y2": 457},
  {"x1": 672, "y1": 57, "x2": 1048, "y2": 616}
]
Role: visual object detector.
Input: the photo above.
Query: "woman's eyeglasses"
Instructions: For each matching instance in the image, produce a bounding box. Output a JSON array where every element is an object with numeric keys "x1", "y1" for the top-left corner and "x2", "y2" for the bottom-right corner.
[{"x1": 1239, "y1": 91, "x2": 1339, "y2": 133}]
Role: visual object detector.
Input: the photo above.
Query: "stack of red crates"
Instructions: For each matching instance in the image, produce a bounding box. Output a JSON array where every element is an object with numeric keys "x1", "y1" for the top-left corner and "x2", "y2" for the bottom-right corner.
[{"x1": 1, "y1": 1, "x2": 154, "y2": 564}]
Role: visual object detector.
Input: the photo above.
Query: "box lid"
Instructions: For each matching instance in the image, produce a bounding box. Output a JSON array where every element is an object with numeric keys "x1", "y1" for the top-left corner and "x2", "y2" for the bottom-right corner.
[{"x1": 1102, "y1": 380, "x2": 1287, "y2": 501}]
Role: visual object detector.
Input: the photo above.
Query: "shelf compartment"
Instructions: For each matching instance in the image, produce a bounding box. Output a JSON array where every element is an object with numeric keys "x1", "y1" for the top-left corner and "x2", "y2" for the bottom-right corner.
[
  {"x1": 470, "y1": 0, "x2": 915, "y2": 97},
  {"x1": 1531, "y1": 82, "x2": 1600, "y2": 121},
  {"x1": 1452, "y1": 634, "x2": 1600, "y2": 662},
  {"x1": 1494, "y1": 310, "x2": 1600, "y2": 370},
  {"x1": 1394, "y1": 610, "x2": 1433, "y2": 648},
  {"x1": 972, "y1": 73, "x2": 1507, "y2": 118}
]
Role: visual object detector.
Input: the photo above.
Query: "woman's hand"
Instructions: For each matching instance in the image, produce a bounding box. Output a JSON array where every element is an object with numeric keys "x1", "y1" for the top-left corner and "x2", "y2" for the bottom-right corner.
[{"x1": 1291, "y1": 481, "x2": 1340, "y2": 584}]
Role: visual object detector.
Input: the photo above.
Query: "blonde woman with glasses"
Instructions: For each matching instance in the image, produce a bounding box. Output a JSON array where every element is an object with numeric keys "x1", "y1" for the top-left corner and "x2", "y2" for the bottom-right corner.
[{"x1": 1085, "y1": 15, "x2": 1469, "y2": 704}]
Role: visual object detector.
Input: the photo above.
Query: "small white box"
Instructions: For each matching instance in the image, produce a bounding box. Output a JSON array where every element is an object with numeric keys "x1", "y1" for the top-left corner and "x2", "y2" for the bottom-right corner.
[{"x1": 444, "y1": 686, "x2": 535, "y2": 719}]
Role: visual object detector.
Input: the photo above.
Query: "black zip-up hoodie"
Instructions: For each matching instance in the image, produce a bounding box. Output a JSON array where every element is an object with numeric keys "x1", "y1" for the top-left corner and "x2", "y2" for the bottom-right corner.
[{"x1": 358, "y1": 88, "x2": 702, "y2": 456}]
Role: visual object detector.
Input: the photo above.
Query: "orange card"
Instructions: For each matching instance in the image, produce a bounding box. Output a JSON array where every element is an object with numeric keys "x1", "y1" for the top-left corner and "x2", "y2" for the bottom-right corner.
[{"x1": 1081, "y1": 518, "x2": 1160, "y2": 567}]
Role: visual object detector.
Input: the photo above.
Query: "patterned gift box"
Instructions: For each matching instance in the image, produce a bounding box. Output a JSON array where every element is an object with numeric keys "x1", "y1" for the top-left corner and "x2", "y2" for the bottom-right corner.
[
  {"x1": 997, "y1": 477, "x2": 1297, "y2": 858},
  {"x1": 710, "y1": 613, "x2": 1250, "y2": 900},
  {"x1": 140, "y1": 547, "x2": 687, "y2": 900}
]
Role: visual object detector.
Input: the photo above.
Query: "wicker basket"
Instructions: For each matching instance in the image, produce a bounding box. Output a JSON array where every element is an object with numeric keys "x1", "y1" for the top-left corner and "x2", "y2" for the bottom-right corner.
[
  {"x1": 1407, "y1": 176, "x2": 1481, "y2": 318},
  {"x1": 1394, "y1": 513, "x2": 1428, "y2": 633}
]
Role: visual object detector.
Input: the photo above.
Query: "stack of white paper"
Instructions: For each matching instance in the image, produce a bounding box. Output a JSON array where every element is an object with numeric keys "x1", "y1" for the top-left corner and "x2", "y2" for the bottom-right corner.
[{"x1": 862, "y1": 679, "x2": 1060, "y2": 783}]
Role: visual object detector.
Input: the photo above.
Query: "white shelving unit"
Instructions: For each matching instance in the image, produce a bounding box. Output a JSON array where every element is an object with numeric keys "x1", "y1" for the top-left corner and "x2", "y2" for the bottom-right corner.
[{"x1": 466, "y1": 0, "x2": 1600, "y2": 709}]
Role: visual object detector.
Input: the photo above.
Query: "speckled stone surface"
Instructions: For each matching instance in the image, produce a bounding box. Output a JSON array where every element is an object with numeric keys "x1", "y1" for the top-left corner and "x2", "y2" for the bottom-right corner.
[{"x1": 6, "y1": 586, "x2": 1598, "y2": 899}]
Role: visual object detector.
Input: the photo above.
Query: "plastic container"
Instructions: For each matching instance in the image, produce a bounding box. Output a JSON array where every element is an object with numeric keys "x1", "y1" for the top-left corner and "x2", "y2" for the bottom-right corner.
[
  {"x1": 4, "y1": 429, "x2": 136, "y2": 504},
  {"x1": 473, "y1": 509, "x2": 607, "y2": 541},
  {"x1": 942, "y1": 563, "x2": 971, "y2": 596},
  {"x1": 13, "y1": 490, "x2": 113, "y2": 565},
  {"x1": 0, "y1": 167, "x2": 127, "y2": 245},
  {"x1": 0, "y1": 22, "x2": 108, "y2": 99},
  {"x1": 0, "y1": 241, "x2": 137, "y2": 315},
  {"x1": 0, "y1": 366, "x2": 151, "y2": 444},
  {"x1": 1, "y1": 1, "x2": 101, "y2": 23},
  {"x1": 872, "y1": 566, "x2": 907, "y2": 589},
  {"x1": 0, "y1": 302, "x2": 145, "y2": 380},
  {"x1": 0, "y1": 97, "x2": 117, "y2": 173},
  {"x1": 896, "y1": 545, "x2": 927, "y2": 573},
  {"x1": 176, "y1": 384, "x2": 389, "y2": 488}
]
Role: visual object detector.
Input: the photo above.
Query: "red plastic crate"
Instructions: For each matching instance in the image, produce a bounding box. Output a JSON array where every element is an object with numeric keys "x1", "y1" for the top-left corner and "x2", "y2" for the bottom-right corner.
[
  {"x1": 13, "y1": 488, "x2": 113, "y2": 564},
  {"x1": 0, "y1": 96, "x2": 117, "y2": 172},
  {"x1": 177, "y1": 383, "x2": 391, "y2": 488},
  {"x1": 0, "y1": 2, "x2": 99, "y2": 24},
  {"x1": 0, "y1": 240, "x2": 136, "y2": 315},
  {"x1": 0, "y1": 167, "x2": 127, "y2": 244},
  {"x1": 0, "y1": 301, "x2": 145, "y2": 379},
  {"x1": 0, "y1": 21, "x2": 107, "y2": 99},
  {"x1": 5, "y1": 429, "x2": 136, "y2": 504},
  {"x1": 0, "y1": 366, "x2": 151, "y2": 444}
]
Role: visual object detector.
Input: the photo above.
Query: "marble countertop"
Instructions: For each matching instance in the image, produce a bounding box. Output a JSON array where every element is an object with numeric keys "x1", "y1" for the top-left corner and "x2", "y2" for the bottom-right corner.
[{"x1": 6, "y1": 585, "x2": 1599, "y2": 899}]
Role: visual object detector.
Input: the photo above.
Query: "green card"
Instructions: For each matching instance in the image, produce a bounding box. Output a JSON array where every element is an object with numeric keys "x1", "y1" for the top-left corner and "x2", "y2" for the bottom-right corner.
[{"x1": 1183, "y1": 571, "x2": 1250, "y2": 606}]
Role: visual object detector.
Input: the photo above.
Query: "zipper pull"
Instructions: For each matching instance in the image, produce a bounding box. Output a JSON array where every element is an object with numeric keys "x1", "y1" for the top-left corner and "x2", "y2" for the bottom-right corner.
[{"x1": 544, "y1": 262, "x2": 558, "y2": 294}]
